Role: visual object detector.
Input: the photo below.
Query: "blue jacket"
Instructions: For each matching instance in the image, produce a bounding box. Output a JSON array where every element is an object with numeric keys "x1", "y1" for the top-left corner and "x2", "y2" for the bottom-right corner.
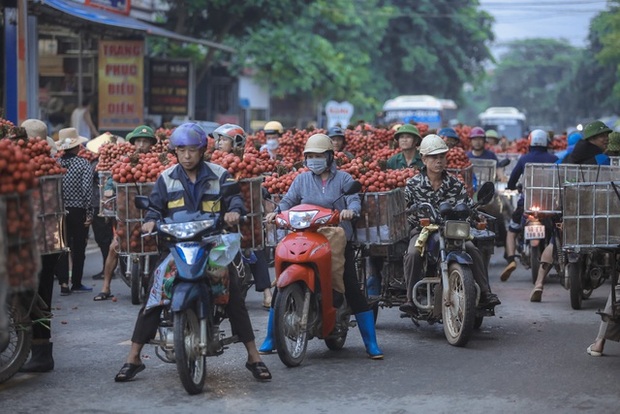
[
  {"x1": 145, "y1": 161, "x2": 245, "y2": 222},
  {"x1": 507, "y1": 148, "x2": 558, "y2": 190}
]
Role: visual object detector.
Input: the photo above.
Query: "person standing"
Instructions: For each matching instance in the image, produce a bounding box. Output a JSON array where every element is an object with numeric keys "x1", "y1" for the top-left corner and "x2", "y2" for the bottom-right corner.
[
  {"x1": 70, "y1": 97, "x2": 98, "y2": 139},
  {"x1": 56, "y1": 127, "x2": 94, "y2": 294},
  {"x1": 327, "y1": 126, "x2": 354, "y2": 159}
]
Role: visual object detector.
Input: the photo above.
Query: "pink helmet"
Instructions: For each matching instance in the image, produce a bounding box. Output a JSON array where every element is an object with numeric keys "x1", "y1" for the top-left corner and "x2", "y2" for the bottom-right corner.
[{"x1": 469, "y1": 126, "x2": 486, "y2": 139}]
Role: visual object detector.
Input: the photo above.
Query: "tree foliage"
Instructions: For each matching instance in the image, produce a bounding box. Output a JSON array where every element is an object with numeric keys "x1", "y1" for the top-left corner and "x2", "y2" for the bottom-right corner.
[{"x1": 487, "y1": 38, "x2": 577, "y2": 128}]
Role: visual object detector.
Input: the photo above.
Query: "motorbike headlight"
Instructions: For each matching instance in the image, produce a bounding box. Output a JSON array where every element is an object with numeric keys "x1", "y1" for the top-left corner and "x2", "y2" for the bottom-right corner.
[
  {"x1": 315, "y1": 214, "x2": 332, "y2": 225},
  {"x1": 445, "y1": 221, "x2": 470, "y2": 239},
  {"x1": 160, "y1": 219, "x2": 215, "y2": 239},
  {"x1": 288, "y1": 210, "x2": 319, "y2": 229}
]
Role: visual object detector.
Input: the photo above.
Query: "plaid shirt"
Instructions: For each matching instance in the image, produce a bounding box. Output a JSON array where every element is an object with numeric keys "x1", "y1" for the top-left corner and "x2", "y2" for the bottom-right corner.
[
  {"x1": 59, "y1": 153, "x2": 94, "y2": 219},
  {"x1": 404, "y1": 168, "x2": 472, "y2": 229}
]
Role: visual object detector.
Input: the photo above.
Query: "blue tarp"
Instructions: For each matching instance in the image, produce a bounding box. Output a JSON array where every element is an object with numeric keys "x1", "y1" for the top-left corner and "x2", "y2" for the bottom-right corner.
[{"x1": 39, "y1": 0, "x2": 235, "y2": 52}]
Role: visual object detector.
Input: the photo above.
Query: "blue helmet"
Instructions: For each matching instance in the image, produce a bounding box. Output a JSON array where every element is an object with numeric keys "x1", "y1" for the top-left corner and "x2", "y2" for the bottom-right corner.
[
  {"x1": 438, "y1": 127, "x2": 458, "y2": 140},
  {"x1": 169, "y1": 123, "x2": 207, "y2": 149},
  {"x1": 567, "y1": 131, "x2": 582, "y2": 146}
]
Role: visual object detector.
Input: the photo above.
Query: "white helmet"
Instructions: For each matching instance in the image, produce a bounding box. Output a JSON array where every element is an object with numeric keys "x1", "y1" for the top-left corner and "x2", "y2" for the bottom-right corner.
[
  {"x1": 528, "y1": 129, "x2": 549, "y2": 147},
  {"x1": 419, "y1": 134, "x2": 449, "y2": 156},
  {"x1": 303, "y1": 134, "x2": 334, "y2": 154}
]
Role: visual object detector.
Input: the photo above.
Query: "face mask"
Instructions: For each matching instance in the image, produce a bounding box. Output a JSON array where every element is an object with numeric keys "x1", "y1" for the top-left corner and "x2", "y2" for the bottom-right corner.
[
  {"x1": 266, "y1": 139, "x2": 279, "y2": 151},
  {"x1": 306, "y1": 158, "x2": 328, "y2": 175}
]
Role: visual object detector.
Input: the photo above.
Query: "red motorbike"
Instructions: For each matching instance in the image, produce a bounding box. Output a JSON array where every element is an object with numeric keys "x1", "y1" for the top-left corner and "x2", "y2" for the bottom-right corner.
[{"x1": 271, "y1": 181, "x2": 361, "y2": 367}]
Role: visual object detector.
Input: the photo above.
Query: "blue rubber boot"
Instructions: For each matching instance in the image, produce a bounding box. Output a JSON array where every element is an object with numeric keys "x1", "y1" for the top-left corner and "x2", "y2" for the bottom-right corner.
[
  {"x1": 366, "y1": 275, "x2": 381, "y2": 298},
  {"x1": 258, "y1": 308, "x2": 275, "y2": 354},
  {"x1": 355, "y1": 310, "x2": 384, "y2": 359}
]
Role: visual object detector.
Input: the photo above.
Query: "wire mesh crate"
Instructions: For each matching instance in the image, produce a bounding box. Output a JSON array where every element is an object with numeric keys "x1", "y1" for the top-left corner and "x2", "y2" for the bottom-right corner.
[
  {"x1": 239, "y1": 177, "x2": 264, "y2": 250},
  {"x1": 115, "y1": 183, "x2": 159, "y2": 255},
  {"x1": 447, "y1": 164, "x2": 474, "y2": 196},
  {"x1": 355, "y1": 188, "x2": 408, "y2": 245},
  {"x1": 470, "y1": 159, "x2": 497, "y2": 185},
  {"x1": 610, "y1": 156, "x2": 620, "y2": 167},
  {"x1": 31, "y1": 175, "x2": 67, "y2": 255},
  {"x1": 98, "y1": 171, "x2": 116, "y2": 217},
  {"x1": 264, "y1": 194, "x2": 289, "y2": 247},
  {"x1": 523, "y1": 163, "x2": 620, "y2": 214},
  {"x1": 563, "y1": 181, "x2": 620, "y2": 249},
  {"x1": 496, "y1": 153, "x2": 521, "y2": 177}
]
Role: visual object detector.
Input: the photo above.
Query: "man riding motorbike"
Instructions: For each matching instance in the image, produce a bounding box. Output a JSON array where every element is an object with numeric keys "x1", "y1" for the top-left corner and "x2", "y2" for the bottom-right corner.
[
  {"x1": 260, "y1": 133, "x2": 383, "y2": 359},
  {"x1": 399, "y1": 134, "x2": 501, "y2": 314},
  {"x1": 114, "y1": 122, "x2": 271, "y2": 382},
  {"x1": 500, "y1": 129, "x2": 558, "y2": 283}
]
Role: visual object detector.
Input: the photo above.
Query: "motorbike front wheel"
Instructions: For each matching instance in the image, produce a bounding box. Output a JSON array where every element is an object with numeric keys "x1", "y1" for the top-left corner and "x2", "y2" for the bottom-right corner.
[
  {"x1": 174, "y1": 308, "x2": 207, "y2": 395},
  {"x1": 442, "y1": 263, "x2": 476, "y2": 347},
  {"x1": 130, "y1": 258, "x2": 142, "y2": 305},
  {"x1": 568, "y1": 261, "x2": 583, "y2": 310},
  {"x1": 0, "y1": 297, "x2": 32, "y2": 384},
  {"x1": 274, "y1": 282, "x2": 309, "y2": 367}
]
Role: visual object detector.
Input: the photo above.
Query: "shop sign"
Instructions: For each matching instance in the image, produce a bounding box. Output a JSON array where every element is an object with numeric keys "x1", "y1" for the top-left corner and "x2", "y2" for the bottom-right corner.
[
  {"x1": 85, "y1": 0, "x2": 131, "y2": 15},
  {"x1": 325, "y1": 100, "x2": 354, "y2": 128},
  {"x1": 98, "y1": 40, "x2": 144, "y2": 130},
  {"x1": 148, "y1": 59, "x2": 190, "y2": 116}
]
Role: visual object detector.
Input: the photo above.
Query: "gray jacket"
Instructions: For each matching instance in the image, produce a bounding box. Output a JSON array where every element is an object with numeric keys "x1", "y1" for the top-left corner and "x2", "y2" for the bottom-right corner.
[{"x1": 279, "y1": 163, "x2": 361, "y2": 240}]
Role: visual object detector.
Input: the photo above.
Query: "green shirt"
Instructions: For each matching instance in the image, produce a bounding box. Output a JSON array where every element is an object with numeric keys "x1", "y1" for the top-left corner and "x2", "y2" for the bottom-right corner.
[{"x1": 386, "y1": 152, "x2": 423, "y2": 170}]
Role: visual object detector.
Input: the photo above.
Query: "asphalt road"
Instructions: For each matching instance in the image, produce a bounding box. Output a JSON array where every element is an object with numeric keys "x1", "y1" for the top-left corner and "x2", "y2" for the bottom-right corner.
[{"x1": 2, "y1": 244, "x2": 619, "y2": 413}]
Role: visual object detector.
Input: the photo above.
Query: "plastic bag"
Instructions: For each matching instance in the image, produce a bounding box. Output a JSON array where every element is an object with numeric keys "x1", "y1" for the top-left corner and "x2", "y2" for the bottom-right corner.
[{"x1": 208, "y1": 233, "x2": 241, "y2": 268}]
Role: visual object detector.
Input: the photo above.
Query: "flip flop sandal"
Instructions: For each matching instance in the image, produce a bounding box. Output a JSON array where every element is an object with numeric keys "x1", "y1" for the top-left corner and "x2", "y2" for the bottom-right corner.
[
  {"x1": 530, "y1": 288, "x2": 543, "y2": 302},
  {"x1": 114, "y1": 362, "x2": 145, "y2": 382},
  {"x1": 586, "y1": 345, "x2": 603, "y2": 357},
  {"x1": 245, "y1": 361, "x2": 272, "y2": 381},
  {"x1": 94, "y1": 292, "x2": 114, "y2": 301}
]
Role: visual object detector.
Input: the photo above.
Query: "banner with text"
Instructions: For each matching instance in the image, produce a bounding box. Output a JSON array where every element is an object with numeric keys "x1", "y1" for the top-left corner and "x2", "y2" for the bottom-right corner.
[
  {"x1": 98, "y1": 40, "x2": 144, "y2": 130},
  {"x1": 148, "y1": 59, "x2": 190, "y2": 116}
]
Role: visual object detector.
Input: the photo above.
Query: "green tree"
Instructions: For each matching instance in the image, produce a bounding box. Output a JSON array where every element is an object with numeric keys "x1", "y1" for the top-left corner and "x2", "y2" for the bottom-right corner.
[{"x1": 488, "y1": 38, "x2": 577, "y2": 129}]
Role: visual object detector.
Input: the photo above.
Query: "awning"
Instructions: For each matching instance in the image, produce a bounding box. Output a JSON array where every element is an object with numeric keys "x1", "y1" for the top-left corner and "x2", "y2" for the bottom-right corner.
[{"x1": 34, "y1": 0, "x2": 235, "y2": 53}]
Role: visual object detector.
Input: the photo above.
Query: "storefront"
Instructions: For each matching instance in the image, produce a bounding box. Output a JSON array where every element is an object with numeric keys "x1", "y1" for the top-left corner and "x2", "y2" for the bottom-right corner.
[{"x1": 4, "y1": 0, "x2": 234, "y2": 133}]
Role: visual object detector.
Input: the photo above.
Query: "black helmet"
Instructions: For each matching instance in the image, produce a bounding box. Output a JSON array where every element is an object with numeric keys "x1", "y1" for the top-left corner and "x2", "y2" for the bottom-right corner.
[{"x1": 327, "y1": 126, "x2": 346, "y2": 139}]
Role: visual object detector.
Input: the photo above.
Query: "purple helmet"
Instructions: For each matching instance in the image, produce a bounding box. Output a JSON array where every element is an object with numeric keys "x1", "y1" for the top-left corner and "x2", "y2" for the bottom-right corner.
[{"x1": 169, "y1": 123, "x2": 207, "y2": 149}]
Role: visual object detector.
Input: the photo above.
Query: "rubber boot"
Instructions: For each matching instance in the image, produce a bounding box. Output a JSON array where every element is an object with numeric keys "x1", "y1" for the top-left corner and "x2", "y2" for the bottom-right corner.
[
  {"x1": 258, "y1": 308, "x2": 275, "y2": 354},
  {"x1": 355, "y1": 310, "x2": 383, "y2": 359},
  {"x1": 19, "y1": 342, "x2": 54, "y2": 372}
]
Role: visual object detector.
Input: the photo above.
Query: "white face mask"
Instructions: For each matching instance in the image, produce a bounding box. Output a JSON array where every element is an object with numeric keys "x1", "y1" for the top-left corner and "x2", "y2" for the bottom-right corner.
[
  {"x1": 306, "y1": 158, "x2": 328, "y2": 175},
  {"x1": 266, "y1": 139, "x2": 279, "y2": 151}
]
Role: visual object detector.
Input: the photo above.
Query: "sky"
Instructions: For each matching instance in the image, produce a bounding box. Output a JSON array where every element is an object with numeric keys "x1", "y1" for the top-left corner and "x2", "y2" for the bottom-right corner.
[{"x1": 479, "y1": 0, "x2": 610, "y2": 55}]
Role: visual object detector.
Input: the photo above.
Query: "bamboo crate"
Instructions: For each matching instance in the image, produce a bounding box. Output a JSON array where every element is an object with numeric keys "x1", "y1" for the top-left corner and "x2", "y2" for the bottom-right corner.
[
  {"x1": 31, "y1": 175, "x2": 67, "y2": 255},
  {"x1": 264, "y1": 194, "x2": 288, "y2": 247},
  {"x1": 355, "y1": 188, "x2": 408, "y2": 245},
  {"x1": 115, "y1": 183, "x2": 159, "y2": 255},
  {"x1": 239, "y1": 177, "x2": 264, "y2": 249},
  {"x1": 563, "y1": 181, "x2": 620, "y2": 249}
]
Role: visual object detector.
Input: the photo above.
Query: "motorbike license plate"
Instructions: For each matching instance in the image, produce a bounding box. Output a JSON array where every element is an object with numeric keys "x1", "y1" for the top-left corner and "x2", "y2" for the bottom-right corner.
[{"x1": 524, "y1": 224, "x2": 545, "y2": 240}]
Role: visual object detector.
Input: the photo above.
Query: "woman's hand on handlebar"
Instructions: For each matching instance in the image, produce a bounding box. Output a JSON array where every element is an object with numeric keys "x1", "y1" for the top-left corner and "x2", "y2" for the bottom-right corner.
[
  {"x1": 264, "y1": 212, "x2": 277, "y2": 223},
  {"x1": 142, "y1": 221, "x2": 156, "y2": 234},
  {"x1": 340, "y1": 209, "x2": 356, "y2": 221}
]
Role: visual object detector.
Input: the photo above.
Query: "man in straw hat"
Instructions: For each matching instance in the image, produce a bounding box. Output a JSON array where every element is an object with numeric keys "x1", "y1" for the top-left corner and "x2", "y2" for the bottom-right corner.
[
  {"x1": 55, "y1": 128, "x2": 94, "y2": 294},
  {"x1": 21, "y1": 118, "x2": 58, "y2": 155}
]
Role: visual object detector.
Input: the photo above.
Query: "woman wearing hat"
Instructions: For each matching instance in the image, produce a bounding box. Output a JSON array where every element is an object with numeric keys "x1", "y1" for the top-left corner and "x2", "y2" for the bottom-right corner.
[{"x1": 55, "y1": 128, "x2": 94, "y2": 294}]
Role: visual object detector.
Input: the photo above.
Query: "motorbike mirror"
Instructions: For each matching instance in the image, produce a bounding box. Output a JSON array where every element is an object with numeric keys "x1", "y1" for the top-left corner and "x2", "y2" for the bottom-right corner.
[
  {"x1": 343, "y1": 180, "x2": 362, "y2": 195},
  {"x1": 221, "y1": 181, "x2": 241, "y2": 197},
  {"x1": 135, "y1": 195, "x2": 150, "y2": 210},
  {"x1": 439, "y1": 201, "x2": 453, "y2": 217},
  {"x1": 497, "y1": 158, "x2": 511, "y2": 168},
  {"x1": 476, "y1": 181, "x2": 495, "y2": 205}
]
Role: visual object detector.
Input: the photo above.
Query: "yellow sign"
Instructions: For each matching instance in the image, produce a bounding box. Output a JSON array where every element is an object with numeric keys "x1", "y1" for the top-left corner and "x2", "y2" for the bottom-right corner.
[{"x1": 98, "y1": 40, "x2": 144, "y2": 130}]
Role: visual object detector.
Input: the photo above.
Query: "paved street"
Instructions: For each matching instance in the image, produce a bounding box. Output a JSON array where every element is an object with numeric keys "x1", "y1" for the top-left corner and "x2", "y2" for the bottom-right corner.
[{"x1": 2, "y1": 243, "x2": 619, "y2": 413}]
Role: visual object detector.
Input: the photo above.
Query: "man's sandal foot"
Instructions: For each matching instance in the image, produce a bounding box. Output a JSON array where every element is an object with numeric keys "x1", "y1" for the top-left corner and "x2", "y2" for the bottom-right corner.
[
  {"x1": 114, "y1": 362, "x2": 145, "y2": 382},
  {"x1": 530, "y1": 288, "x2": 543, "y2": 302},
  {"x1": 245, "y1": 361, "x2": 272, "y2": 381}
]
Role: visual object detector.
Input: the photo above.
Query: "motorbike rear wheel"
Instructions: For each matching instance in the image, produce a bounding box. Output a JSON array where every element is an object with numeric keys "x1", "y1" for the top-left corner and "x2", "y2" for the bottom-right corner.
[
  {"x1": 174, "y1": 308, "x2": 206, "y2": 395},
  {"x1": 130, "y1": 258, "x2": 142, "y2": 305},
  {"x1": 442, "y1": 263, "x2": 476, "y2": 347},
  {"x1": 0, "y1": 296, "x2": 32, "y2": 384},
  {"x1": 568, "y1": 261, "x2": 583, "y2": 310},
  {"x1": 274, "y1": 282, "x2": 309, "y2": 367},
  {"x1": 530, "y1": 244, "x2": 541, "y2": 285}
]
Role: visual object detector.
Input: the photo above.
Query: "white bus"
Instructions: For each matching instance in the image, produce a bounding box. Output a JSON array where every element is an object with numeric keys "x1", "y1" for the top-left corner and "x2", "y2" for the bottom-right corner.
[
  {"x1": 478, "y1": 107, "x2": 527, "y2": 140},
  {"x1": 382, "y1": 95, "x2": 446, "y2": 129}
]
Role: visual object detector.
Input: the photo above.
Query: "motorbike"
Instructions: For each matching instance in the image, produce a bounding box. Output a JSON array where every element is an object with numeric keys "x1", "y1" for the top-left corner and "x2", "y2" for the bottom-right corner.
[
  {"x1": 521, "y1": 210, "x2": 564, "y2": 285},
  {"x1": 372, "y1": 182, "x2": 496, "y2": 347},
  {"x1": 270, "y1": 181, "x2": 361, "y2": 367},
  {"x1": 134, "y1": 181, "x2": 242, "y2": 395},
  {"x1": 564, "y1": 249, "x2": 613, "y2": 310}
]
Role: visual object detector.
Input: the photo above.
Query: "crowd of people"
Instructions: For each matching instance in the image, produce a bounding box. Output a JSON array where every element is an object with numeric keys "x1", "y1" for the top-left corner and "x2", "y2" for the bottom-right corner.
[{"x1": 11, "y1": 115, "x2": 620, "y2": 383}]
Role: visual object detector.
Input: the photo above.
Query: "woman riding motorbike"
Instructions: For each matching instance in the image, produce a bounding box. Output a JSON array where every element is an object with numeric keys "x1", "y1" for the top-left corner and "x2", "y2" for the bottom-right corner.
[
  {"x1": 259, "y1": 133, "x2": 383, "y2": 359},
  {"x1": 399, "y1": 134, "x2": 501, "y2": 314}
]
